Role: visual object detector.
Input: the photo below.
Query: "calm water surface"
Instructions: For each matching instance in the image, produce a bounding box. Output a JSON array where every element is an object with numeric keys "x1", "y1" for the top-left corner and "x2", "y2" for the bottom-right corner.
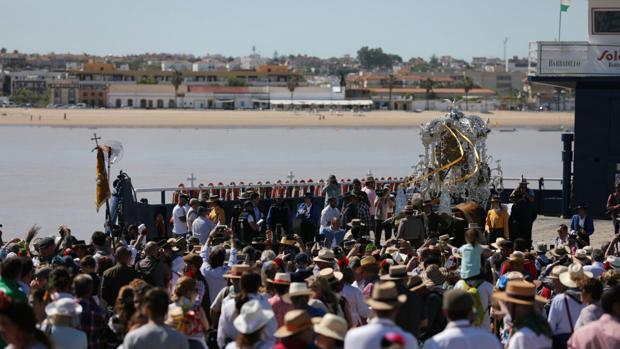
[{"x1": 0, "y1": 126, "x2": 564, "y2": 239}]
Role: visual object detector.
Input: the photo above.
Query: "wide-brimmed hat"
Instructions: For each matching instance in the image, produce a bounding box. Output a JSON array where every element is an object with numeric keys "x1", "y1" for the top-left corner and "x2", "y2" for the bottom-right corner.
[
  {"x1": 233, "y1": 299, "x2": 274, "y2": 335},
  {"x1": 268, "y1": 272, "x2": 292, "y2": 285},
  {"x1": 490, "y1": 238, "x2": 508, "y2": 250},
  {"x1": 548, "y1": 265, "x2": 568, "y2": 280},
  {"x1": 318, "y1": 268, "x2": 343, "y2": 282},
  {"x1": 509, "y1": 251, "x2": 525, "y2": 263},
  {"x1": 424, "y1": 264, "x2": 447, "y2": 286},
  {"x1": 347, "y1": 219, "x2": 365, "y2": 227},
  {"x1": 534, "y1": 242, "x2": 547, "y2": 254},
  {"x1": 519, "y1": 176, "x2": 529, "y2": 185},
  {"x1": 408, "y1": 274, "x2": 432, "y2": 292},
  {"x1": 208, "y1": 194, "x2": 221, "y2": 202},
  {"x1": 607, "y1": 256, "x2": 620, "y2": 270},
  {"x1": 275, "y1": 310, "x2": 313, "y2": 338},
  {"x1": 283, "y1": 282, "x2": 314, "y2": 303},
  {"x1": 438, "y1": 234, "x2": 452, "y2": 242},
  {"x1": 574, "y1": 249, "x2": 589, "y2": 261},
  {"x1": 575, "y1": 204, "x2": 588, "y2": 210},
  {"x1": 313, "y1": 248, "x2": 335, "y2": 263},
  {"x1": 551, "y1": 246, "x2": 570, "y2": 258},
  {"x1": 366, "y1": 281, "x2": 407, "y2": 310},
  {"x1": 493, "y1": 280, "x2": 546, "y2": 305},
  {"x1": 45, "y1": 298, "x2": 82, "y2": 317},
  {"x1": 223, "y1": 264, "x2": 250, "y2": 279},
  {"x1": 583, "y1": 246, "x2": 593, "y2": 255},
  {"x1": 280, "y1": 237, "x2": 297, "y2": 246},
  {"x1": 313, "y1": 314, "x2": 347, "y2": 341},
  {"x1": 380, "y1": 265, "x2": 409, "y2": 281},
  {"x1": 559, "y1": 263, "x2": 593, "y2": 288}
]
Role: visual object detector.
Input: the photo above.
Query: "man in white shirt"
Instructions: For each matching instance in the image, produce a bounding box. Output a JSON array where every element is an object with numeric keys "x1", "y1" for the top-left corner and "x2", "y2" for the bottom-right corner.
[
  {"x1": 423, "y1": 289, "x2": 501, "y2": 349},
  {"x1": 344, "y1": 281, "x2": 418, "y2": 349},
  {"x1": 186, "y1": 198, "x2": 200, "y2": 234},
  {"x1": 341, "y1": 267, "x2": 370, "y2": 327},
  {"x1": 454, "y1": 277, "x2": 494, "y2": 331},
  {"x1": 583, "y1": 249, "x2": 605, "y2": 278},
  {"x1": 320, "y1": 197, "x2": 341, "y2": 233},
  {"x1": 172, "y1": 195, "x2": 190, "y2": 236},
  {"x1": 362, "y1": 176, "x2": 377, "y2": 217},
  {"x1": 547, "y1": 264, "x2": 588, "y2": 341}
]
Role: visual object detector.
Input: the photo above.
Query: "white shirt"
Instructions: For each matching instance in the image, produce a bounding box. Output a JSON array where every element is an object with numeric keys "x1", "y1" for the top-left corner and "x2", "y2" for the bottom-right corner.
[
  {"x1": 320, "y1": 205, "x2": 341, "y2": 228},
  {"x1": 186, "y1": 207, "x2": 198, "y2": 233},
  {"x1": 454, "y1": 280, "x2": 494, "y2": 331},
  {"x1": 547, "y1": 292, "x2": 585, "y2": 335},
  {"x1": 344, "y1": 317, "x2": 418, "y2": 349},
  {"x1": 170, "y1": 255, "x2": 184, "y2": 291},
  {"x1": 172, "y1": 204, "x2": 189, "y2": 235},
  {"x1": 49, "y1": 325, "x2": 88, "y2": 349},
  {"x1": 342, "y1": 283, "x2": 370, "y2": 327},
  {"x1": 507, "y1": 327, "x2": 552, "y2": 349},
  {"x1": 363, "y1": 187, "x2": 377, "y2": 216},
  {"x1": 422, "y1": 320, "x2": 502, "y2": 349},
  {"x1": 200, "y1": 244, "x2": 237, "y2": 304},
  {"x1": 217, "y1": 293, "x2": 276, "y2": 349}
]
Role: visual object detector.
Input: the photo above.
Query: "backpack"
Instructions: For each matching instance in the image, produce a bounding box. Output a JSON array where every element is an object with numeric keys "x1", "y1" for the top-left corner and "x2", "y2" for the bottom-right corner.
[{"x1": 459, "y1": 279, "x2": 485, "y2": 326}]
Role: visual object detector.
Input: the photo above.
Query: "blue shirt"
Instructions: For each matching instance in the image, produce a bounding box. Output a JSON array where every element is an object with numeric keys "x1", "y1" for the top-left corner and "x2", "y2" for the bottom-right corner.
[
  {"x1": 320, "y1": 227, "x2": 345, "y2": 248},
  {"x1": 459, "y1": 243, "x2": 483, "y2": 279}
]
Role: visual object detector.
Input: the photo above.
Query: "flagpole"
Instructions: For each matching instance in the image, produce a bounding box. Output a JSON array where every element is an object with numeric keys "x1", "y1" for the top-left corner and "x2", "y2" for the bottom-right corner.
[{"x1": 558, "y1": 6, "x2": 562, "y2": 41}]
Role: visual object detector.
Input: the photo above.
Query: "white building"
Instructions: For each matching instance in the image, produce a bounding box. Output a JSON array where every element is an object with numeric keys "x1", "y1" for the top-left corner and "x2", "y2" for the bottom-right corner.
[{"x1": 161, "y1": 61, "x2": 193, "y2": 72}]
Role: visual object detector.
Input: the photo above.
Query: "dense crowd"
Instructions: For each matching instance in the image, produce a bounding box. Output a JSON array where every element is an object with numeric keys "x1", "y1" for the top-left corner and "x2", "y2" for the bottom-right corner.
[{"x1": 0, "y1": 177, "x2": 620, "y2": 349}]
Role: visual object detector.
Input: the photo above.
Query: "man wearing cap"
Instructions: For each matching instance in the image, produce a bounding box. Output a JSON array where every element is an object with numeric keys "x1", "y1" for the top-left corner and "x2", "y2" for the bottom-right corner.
[
  {"x1": 296, "y1": 192, "x2": 321, "y2": 244},
  {"x1": 493, "y1": 281, "x2": 552, "y2": 349},
  {"x1": 422, "y1": 289, "x2": 501, "y2": 349},
  {"x1": 570, "y1": 205, "x2": 595, "y2": 247},
  {"x1": 172, "y1": 194, "x2": 190, "y2": 237},
  {"x1": 606, "y1": 183, "x2": 620, "y2": 234},
  {"x1": 344, "y1": 281, "x2": 418, "y2": 349}
]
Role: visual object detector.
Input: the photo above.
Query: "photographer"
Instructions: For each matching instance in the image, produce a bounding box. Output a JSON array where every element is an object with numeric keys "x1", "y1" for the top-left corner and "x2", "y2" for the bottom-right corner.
[{"x1": 569, "y1": 205, "x2": 595, "y2": 247}]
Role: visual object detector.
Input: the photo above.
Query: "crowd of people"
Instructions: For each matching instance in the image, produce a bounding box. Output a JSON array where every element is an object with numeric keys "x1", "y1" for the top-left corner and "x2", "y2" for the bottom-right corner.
[{"x1": 0, "y1": 177, "x2": 619, "y2": 349}]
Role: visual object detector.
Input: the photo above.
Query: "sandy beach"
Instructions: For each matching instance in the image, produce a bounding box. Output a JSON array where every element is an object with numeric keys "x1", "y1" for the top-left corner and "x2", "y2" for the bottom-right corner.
[{"x1": 0, "y1": 108, "x2": 574, "y2": 128}]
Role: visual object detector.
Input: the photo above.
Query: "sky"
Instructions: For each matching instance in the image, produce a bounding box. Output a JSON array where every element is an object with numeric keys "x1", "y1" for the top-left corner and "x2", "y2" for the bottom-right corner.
[{"x1": 1, "y1": 0, "x2": 587, "y2": 61}]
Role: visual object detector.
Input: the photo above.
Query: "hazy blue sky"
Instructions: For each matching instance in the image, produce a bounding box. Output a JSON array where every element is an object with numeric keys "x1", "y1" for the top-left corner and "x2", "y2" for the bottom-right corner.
[{"x1": 1, "y1": 0, "x2": 587, "y2": 60}]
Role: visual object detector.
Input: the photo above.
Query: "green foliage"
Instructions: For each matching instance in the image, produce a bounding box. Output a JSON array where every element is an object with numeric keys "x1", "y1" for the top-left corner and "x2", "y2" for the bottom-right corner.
[
  {"x1": 429, "y1": 54, "x2": 439, "y2": 67},
  {"x1": 411, "y1": 63, "x2": 431, "y2": 72},
  {"x1": 11, "y1": 88, "x2": 50, "y2": 107},
  {"x1": 357, "y1": 46, "x2": 402, "y2": 70},
  {"x1": 137, "y1": 75, "x2": 158, "y2": 84},
  {"x1": 227, "y1": 77, "x2": 248, "y2": 87}
]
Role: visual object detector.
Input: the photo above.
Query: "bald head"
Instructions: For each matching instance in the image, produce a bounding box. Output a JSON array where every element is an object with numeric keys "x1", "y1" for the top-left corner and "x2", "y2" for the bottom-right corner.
[{"x1": 145, "y1": 242, "x2": 159, "y2": 257}]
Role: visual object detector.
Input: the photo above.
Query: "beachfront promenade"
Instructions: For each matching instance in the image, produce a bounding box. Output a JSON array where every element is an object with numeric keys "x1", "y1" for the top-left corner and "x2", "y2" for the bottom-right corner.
[{"x1": 0, "y1": 108, "x2": 574, "y2": 128}]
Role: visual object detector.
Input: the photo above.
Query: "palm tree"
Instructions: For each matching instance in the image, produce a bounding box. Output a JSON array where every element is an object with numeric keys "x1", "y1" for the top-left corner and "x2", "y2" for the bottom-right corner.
[
  {"x1": 387, "y1": 74, "x2": 397, "y2": 110},
  {"x1": 462, "y1": 76, "x2": 474, "y2": 111},
  {"x1": 421, "y1": 78, "x2": 434, "y2": 110},
  {"x1": 171, "y1": 69, "x2": 183, "y2": 108},
  {"x1": 287, "y1": 75, "x2": 300, "y2": 109}
]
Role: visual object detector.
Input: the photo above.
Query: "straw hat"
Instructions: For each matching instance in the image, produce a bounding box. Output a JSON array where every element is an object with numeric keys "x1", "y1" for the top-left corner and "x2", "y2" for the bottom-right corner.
[
  {"x1": 607, "y1": 256, "x2": 620, "y2": 270},
  {"x1": 45, "y1": 298, "x2": 82, "y2": 317},
  {"x1": 534, "y1": 242, "x2": 547, "y2": 254},
  {"x1": 438, "y1": 234, "x2": 452, "y2": 242},
  {"x1": 313, "y1": 248, "x2": 335, "y2": 263},
  {"x1": 282, "y1": 282, "x2": 314, "y2": 303},
  {"x1": 583, "y1": 246, "x2": 593, "y2": 255},
  {"x1": 424, "y1": 264, "x2": 447, "y2": 286},
  {"x1": 574, "y1": 249, "x2": 589, "y2": 261},
  {"x1": 313, "y1": 314, "x2": 347, "y2": 341},
  {"x1": 347, "y1": 219, "x2": 365, "y2": 227},
  {"x1": 223, "y1": 264, "x2": 250, "y2": 279},
  {"x1": 493, "y1": 280, "x2": 546, "y2": 305},
  {"x1": 559, "y1": 263, "x2": 593, "y2": 288},
  {"x1": 360, "y1": 256, "x2": 377, "y2": 267},
  {"x1": 318, "y1": 268, "x2": 343, "y2": 282},
  {"x1": 491, "y1": 238, "x2": 508, "y2": 250},
  {"x1": 408, "y1": 274, "x2": 432, "y2": 292},
  {"x1": 280, "y1": 237, "x2": 297, "y2": 246},
  {"x1": 509, "y1": 251, "x2": 525, "y2": 263},
  {"x1": 233, "y1": 299, "x2": 274, "y2": 335},
  {"x1": 267, "y1": 272, "x2": 292, "y2": 285},
  {"x1": 366, "y1": 281, "x2": 407, "y2": 310},
  {"x1": 275, "y1": 310, "x2": 313, "y2": 338},
  {"x1": 549, "y1": 265, "x2": 568, "y2": 280},
  {"x1": 551, "y1": 245, "x2": 570, "y2": 258},
  {"x1": 380, "y1": 265, "x2": 409, "y2": 281}
]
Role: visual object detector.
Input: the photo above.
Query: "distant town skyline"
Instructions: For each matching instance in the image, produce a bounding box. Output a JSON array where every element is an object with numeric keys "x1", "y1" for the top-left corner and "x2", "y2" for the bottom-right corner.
[{"x1": 1, "y1": 0, "x2": 586, "y2": 61}]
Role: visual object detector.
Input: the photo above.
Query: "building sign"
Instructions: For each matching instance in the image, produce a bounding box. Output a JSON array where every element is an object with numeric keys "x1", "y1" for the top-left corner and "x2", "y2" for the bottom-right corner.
[{"x1": 536, "y1": 42, "x2": 620, "y2": 76}]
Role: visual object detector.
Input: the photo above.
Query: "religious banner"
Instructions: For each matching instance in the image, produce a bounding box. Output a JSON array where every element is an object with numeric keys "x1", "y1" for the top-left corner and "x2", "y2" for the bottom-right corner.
[{"x1": 96, "y1": 146, "x2": 111, "y2": 212}]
